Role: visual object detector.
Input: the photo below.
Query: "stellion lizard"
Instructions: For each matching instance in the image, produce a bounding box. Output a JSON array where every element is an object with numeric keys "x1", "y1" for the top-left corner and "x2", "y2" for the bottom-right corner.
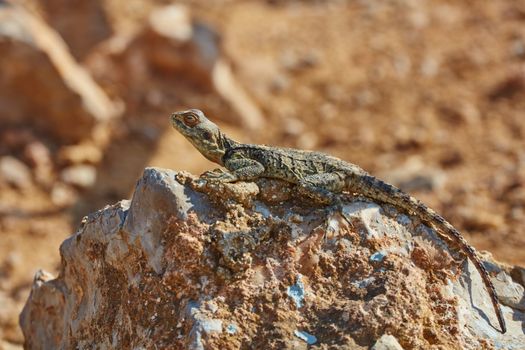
[{"x1": 170, "y1": 108, "x2": 506, "y2": 334}]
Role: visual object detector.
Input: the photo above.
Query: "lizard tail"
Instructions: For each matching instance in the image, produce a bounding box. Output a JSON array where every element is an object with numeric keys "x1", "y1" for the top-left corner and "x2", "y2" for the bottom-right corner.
[{"x1": 348, "y1": 174, "x2": 507, "y2": 334}]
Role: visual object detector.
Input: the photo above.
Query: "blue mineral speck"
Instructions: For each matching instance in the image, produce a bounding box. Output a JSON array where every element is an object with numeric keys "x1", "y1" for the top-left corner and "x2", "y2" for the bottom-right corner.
[
  {"x1": 370, "y1": 251, "x2": 386, "y2": 262},
  {"x1": 226, "y1": 324, "x2": 237, "y2": 334},
  {"x1": 287, "y1": 275, "x2": 306, "y2": 308},
  {"x1": 294, "y1": 330, "x2": 317, "y2": 345}
]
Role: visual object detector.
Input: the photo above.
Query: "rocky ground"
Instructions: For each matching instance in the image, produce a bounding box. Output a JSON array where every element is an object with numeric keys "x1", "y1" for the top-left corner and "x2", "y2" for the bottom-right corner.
[{"x1": 1, "y1": 0, "x2": 525, "y2": 348}]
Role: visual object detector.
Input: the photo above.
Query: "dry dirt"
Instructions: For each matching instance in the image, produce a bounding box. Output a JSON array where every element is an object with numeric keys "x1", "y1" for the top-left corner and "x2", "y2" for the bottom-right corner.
[{"x1": 1, "y1": 0, "x2": 525, "y2": 347}]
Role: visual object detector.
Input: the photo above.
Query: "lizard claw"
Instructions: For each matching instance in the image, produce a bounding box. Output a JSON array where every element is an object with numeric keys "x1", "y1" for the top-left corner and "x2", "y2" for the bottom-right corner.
[
  {"x1": 201, "y1": 168, "x2": 226, "y2": 178},
  {"x1": 329, "y1": 197, "x2": 354, "y2": 226}
]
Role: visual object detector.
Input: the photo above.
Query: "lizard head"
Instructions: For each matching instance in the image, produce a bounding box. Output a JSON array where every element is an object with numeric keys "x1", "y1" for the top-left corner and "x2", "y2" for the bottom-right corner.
[{"x1": 170, "y1": 109, "x2": 227, "y2": 165}]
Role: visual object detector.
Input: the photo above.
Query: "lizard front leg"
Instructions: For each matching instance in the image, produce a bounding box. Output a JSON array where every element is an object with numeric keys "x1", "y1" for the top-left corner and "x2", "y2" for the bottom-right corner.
[
  {"x1": 202, "y1": 158, "x2": 265, "y2": 183},
  {"x1": 201, "y1": 168, "x2": 228, "y2": 178}
]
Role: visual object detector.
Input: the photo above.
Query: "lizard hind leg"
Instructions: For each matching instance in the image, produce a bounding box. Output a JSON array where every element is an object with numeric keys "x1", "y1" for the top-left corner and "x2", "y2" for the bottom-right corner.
[
  {"x1": 297, "y1": 173, "x2": 355, "y2": 236},
  {"x1": 297, "y1": 173, "x2": 345, "y2": 205},
  {"x1": 297, "y1": 173, "x2": 358, "y2": 229}
]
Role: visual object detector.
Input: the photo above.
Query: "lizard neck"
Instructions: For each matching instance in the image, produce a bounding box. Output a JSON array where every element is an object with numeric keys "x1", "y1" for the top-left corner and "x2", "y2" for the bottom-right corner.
[
  {"x1": 220, "y1": 132, "x2": 240, "y2": 151},
  {"x1": 201, "y1": 131, "x2": 240, "y2": 165}
]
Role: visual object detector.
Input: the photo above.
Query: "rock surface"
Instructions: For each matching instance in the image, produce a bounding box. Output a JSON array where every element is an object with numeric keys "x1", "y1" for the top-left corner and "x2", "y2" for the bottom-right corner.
[
  {"x1": 0, "y1": 2, "x2": 120, "y2": 144},
  {"x1": 19, "y1": 168, "x2": 525, "y2": 349},
  {"x1": 38, "y1": 0, "x2": 112, "y2": 60},
  {"x1": 0, "y1": 157, "x2": 32, "y2": 189},
  {"x1": 99, "y1": 4, "x2": 264, "y2": 130},
  {"x1": 371, "y1": 334, "x2": 404, "y2": 350}
]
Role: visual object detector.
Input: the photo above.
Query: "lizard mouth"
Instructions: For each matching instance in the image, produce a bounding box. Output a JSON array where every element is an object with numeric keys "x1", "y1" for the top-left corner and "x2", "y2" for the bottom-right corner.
[{"x1": 170, "y1": 113, "x2": 188, "y2": 133}]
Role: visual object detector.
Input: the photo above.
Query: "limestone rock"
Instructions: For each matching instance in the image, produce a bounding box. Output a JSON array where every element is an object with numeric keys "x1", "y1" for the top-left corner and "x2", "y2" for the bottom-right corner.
[
  {"x1": 0, "y1": 3, "x2": 120, "y2": 144},
  {"x1": 60, "y1": 164, "x2": 97, "y2": 188},
  {"x1": 115, "y1": 4, "x2": 264, "y2": 130},
  {"x1": 38, "y1": 0, "x2": 112, "y2": 60},
  {"x1": 39, "y1": 0, "x2": 113, "y2": 60},
  {"x1": 19, "y1": 168, "x2": 525, "y2": 349},
  {"x1": 371, "y1": 334, "x2": 404, "y2": 350},
  {"x1": 144, "y1": 5, "x2": 218, "y2": 84},
  {"x1": 23, "y1": 141, "x2": 54, "y2": 187},
  {"x1": 0, "y1": 290, "x2": 24, "y2": 346},
  {"x1": 0, "y1": 157, "x2": 32, "y2": 189}
]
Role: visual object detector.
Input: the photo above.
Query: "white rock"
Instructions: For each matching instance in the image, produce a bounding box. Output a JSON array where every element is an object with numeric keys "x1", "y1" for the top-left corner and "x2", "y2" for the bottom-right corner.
[
  {"x1": 371, "y1": 334, "x2": 404, "y2": 350},
  {"x1": 0, "y1": 156, "x2": 32, "y2": 188},
  {"x1": 0, "y1": 3, "x2": 121, "y2": 143},
  {"x1": 60, "y1": 165, "x2": 97, "y2": 188}
]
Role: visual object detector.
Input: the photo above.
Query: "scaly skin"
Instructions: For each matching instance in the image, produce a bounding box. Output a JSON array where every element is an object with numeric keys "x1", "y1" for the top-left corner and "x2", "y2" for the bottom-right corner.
[{"x1": 170, "y1": 108, "x2": 506, "y2": 334}]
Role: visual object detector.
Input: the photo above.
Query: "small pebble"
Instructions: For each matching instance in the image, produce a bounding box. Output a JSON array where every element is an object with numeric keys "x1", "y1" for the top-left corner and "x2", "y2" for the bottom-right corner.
[
  {"x1": 58, "y1": 143, "x2": 103, "y2": 165},
  {"x1": 60, "y1": 165, "x2": 97, "y2": 188},
  {"x1": 0, "y1": 156, "x2": 32, "y2": 189},
  {"x1": 24, "y1": 141, "x2": 54, "y2": 186},
  {"x1": 51, "y1": 182, "x2": 78, "y2": 207},
  {"x1": 371, "y1": 334, "x2": 404, "y2": 350}
]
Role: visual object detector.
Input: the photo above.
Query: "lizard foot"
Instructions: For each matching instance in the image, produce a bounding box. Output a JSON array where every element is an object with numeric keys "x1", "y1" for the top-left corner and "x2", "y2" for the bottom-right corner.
[{"x1": 200, "y1": 168, "x2": 238, "y2": 183}]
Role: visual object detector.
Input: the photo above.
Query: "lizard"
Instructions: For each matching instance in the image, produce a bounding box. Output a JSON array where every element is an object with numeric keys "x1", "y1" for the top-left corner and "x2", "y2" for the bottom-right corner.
[{"x1": 170, "y1": 108, "x2": 507, "y2": 334}]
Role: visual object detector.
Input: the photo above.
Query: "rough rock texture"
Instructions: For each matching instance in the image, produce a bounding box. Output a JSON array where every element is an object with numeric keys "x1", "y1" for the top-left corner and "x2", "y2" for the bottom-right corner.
[
  {"x1": 0, "y1": 3, "x2": 120, "y2": 144},
  {"x1": 20, "y1": 168, "x2": 525, "y2": 349}
]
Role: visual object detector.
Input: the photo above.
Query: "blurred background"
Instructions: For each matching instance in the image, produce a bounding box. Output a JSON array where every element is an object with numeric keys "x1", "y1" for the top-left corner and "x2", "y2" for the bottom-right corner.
[{"x1": 1, "y1": 0, "x2": 525, "y2": 347}]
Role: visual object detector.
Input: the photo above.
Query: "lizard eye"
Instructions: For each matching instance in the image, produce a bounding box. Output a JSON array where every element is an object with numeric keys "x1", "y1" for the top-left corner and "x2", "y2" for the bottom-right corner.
[{"x1": 183, "y1": 114, "x2": 199, "y2": 127}]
